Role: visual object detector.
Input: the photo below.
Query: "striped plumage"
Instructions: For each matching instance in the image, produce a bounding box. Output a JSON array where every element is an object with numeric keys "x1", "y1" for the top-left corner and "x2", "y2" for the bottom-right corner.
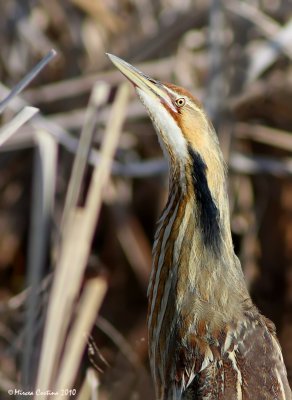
[{"x1": 108, "y1": 54, "x2": 291, "y2": 400}]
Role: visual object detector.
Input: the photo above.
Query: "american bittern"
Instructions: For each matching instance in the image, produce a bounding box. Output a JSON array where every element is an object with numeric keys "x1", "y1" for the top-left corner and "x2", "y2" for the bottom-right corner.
[{"x1": 108, "y1": 54, "x2": 291, "y2": 400}]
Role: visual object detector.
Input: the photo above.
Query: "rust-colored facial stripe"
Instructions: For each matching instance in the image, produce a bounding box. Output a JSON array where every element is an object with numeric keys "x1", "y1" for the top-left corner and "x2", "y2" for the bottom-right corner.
[
  {"x1": 156, "y1": 82, "x2": 207, "y2": 143},
  {"x1": 163, "y1": 82, "x2": 204, "y2": 111}
]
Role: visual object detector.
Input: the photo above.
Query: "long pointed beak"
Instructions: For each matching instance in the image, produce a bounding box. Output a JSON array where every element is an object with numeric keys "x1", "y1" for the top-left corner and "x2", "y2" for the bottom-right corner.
[{"x1": 107, "y1": 53, "x2": 176, "y2": 112}]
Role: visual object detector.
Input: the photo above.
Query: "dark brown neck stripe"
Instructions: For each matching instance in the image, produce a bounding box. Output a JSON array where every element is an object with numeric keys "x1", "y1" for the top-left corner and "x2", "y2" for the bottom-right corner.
[{"x1": 188, "y1": 145, "x2": 221, "y2": 256}]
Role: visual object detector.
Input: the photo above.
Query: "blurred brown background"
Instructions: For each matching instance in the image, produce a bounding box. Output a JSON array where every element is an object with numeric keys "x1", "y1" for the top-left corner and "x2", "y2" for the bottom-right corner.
[{"x1": 0, "y1": 0, "x2": 291, "y2": 399}]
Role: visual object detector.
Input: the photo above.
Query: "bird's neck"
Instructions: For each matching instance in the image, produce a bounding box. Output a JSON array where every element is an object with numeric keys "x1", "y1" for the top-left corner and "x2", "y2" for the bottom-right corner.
[
  {"x1": 153, "y1": 148, "x2": 251, "y2": 325},
  {"x1": 168, "y1": 146, "x2": 234, "y2": 259}
]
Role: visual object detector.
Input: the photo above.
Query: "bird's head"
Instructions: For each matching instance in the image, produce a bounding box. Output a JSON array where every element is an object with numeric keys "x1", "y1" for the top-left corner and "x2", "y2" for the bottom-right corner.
[{"x1": 107, "y1": 54, "x2": 225, "y2": 194}]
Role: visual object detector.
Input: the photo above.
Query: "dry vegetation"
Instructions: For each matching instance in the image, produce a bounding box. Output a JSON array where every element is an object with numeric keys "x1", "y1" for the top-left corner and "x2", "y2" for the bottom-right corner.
[{"x1": 0, "y1": 0, "x2": 291, "y2": 399}]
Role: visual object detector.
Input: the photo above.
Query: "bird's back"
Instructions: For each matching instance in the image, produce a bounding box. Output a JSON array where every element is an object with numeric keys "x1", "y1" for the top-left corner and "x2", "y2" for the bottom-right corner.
[{"x1": 163, "y1": 312, "x2": 291, "y2": 400}]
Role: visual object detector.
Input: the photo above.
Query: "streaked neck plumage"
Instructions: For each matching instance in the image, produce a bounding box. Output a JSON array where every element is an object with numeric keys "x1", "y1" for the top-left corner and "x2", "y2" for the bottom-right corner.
[{"x1": 138, "y1": 83, "x2": 250, "y2": 313}]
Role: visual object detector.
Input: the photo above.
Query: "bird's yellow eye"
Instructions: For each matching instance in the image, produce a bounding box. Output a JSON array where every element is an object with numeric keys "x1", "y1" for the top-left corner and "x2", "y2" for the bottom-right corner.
[{"x1": 175, "y1": 97, "x2": 186, "y2": 108}]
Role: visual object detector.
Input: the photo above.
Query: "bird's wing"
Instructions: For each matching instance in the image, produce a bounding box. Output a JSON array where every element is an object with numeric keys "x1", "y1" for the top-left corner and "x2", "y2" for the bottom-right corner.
[{"x1": 179, "y1": 316, "x2": 292, "y2": 399}]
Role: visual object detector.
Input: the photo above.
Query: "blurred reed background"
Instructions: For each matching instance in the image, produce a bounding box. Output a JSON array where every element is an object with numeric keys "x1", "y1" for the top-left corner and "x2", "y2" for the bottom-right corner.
[{"x1": 0, "y1": 0, "x2": 291, "y2": 399}]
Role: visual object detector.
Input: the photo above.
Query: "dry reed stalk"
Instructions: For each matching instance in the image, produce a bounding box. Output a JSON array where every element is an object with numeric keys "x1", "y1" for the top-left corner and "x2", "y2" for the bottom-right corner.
[
  {"x1": 77, "y1": 369, "x2": 99, "y2": 400},
  {"x1": 62, "y1": 82, "x2": 110, "y2": 227},
  {"x1": 22, "y1": 128, "x2": 58, "y2": 388},
  {"x1": 0, "y1": 106, "x2": 39, "y2": 147},
  {"x1": 54, "y1": 277, "x2": 107, "y2": 400},
  {"x1": 34, "y1": 82, "x2": 129, "y2": 399},
  {"x1": 235, "y1": 123, "x2": 292, "y2": 152}
]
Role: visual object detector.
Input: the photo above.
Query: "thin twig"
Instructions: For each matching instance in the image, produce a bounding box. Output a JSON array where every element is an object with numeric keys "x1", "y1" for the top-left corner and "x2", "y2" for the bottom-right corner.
[
  {"x1": 96, "y1": 316, "x2": 143, "y2": 369},
  {"x1": 0, "y1": 49, "x2": 57, "y2": 114},
  {"x1": 226, "y1": 2, "x2": 292, "y2": 59},
  {"x1": 230, "y1": 152, "x2": 292, "y2": 176}
]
